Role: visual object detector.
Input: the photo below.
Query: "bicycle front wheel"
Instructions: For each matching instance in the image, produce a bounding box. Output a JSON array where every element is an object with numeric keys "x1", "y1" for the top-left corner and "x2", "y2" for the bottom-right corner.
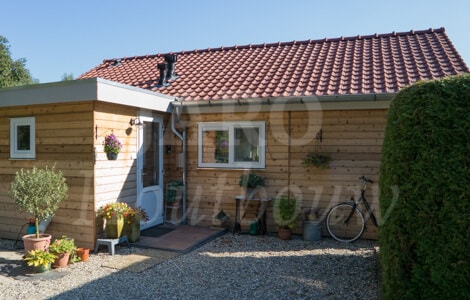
[{"x1": 326, "y1": 203, "x2": 365, "y2": 243}]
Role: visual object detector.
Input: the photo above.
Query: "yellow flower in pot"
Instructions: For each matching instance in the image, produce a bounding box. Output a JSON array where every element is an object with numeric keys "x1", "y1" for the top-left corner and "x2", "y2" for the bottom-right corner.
[
  {"x1": 97, "y1": 202, "x2": 130, "y2": 238},
  {"x1": 123, "y1": 206, "x2": 149, "y2": 242},
  {"x1": 24, "y1": 249, "x2": 57, "y2": 273}
]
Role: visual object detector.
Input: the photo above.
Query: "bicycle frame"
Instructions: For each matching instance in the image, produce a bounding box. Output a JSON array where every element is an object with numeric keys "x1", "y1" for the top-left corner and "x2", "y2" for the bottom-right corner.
[{"x1": 350, "y1": 179, "x2": 378, "y2": 227}]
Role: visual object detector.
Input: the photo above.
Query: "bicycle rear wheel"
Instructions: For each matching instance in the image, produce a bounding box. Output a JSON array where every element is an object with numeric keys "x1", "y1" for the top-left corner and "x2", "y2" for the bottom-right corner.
[{"x1": 326, "y1": 203, "x2": 365, "y2": 243}]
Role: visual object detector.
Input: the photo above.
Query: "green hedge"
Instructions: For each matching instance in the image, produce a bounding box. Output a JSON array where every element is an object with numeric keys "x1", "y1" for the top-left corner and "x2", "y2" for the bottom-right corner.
[{"x1": 379, "y1": 74, "x2": 470, "y2": 299}]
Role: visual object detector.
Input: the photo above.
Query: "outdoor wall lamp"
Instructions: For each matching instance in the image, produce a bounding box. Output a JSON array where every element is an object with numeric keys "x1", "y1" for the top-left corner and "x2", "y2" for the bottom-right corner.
[{"x1": 130, "y1": 118, "x2": 143, "y2": 126}]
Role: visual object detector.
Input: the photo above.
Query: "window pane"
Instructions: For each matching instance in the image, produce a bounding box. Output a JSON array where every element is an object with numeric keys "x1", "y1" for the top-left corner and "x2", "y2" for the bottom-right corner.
[
  {"x1": 234, "y1": 127, "x2": 259, "y2": 162},
  {"x1": 142, "y1": 121, "x2": 159, "y2": 187},
  {"x1": 17, "y1": 125, "x2": 31, "y2": 150},
  {"x1": 202, "y1": 129, "x2": 229, "y2": 163}
]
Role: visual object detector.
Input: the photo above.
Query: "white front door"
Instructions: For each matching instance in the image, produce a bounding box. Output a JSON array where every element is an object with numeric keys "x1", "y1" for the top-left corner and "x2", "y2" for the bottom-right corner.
[{"x1": 137, "y1": 115, "x2": 164, "y2": 230}]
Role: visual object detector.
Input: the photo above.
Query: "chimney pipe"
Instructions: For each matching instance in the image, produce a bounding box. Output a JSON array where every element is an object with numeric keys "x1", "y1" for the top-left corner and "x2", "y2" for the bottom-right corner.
[
  {"x1": 164, "y1": 54, "x2": 178, "y2": 80},
  {"x1": 157, "y1": 62, "x2": 168, "y2": 87}
]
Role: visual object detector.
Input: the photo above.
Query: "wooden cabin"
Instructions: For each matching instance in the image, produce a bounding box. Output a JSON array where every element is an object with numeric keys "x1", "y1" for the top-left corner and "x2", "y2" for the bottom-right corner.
[
  {"x1": 1, "y1": 28, "x2": 468, "y2": 247},
  {"x1": 0, "y1": 78, "x2": 173, "y2": 249}
]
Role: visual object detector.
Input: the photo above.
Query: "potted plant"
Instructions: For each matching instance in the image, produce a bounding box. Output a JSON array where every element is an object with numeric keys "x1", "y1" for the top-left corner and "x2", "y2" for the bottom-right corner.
[
  {"x1": 273, "y1": 195, "x2": 300, "y2": 240},
  {"x1": 75, "y1": 247, "x2": 90, "y2": 262},
  {"x1": 123, "y1": 206, "x2": 149, "y2": 242},
  {"x1": 9, "y1": 166, "x2": 68, "y2": 253},
  {"x1": 165, "y1": 180, "x2": 184, "y2": 206},
  {"x1": 97, "y1": 202, "x2": 130, "y2": 238},
  {"x1": 302, "y1": 208, "x2": 322, "y2": 241},
  {"x1": 24, "y1": 249, "x2": 57, "y2": 273},
  {"x1": 103, "y1": 133, "x2": 122, "y2": 160},
  {"x1": 304, "y1": 208, "x2": 319, "y2": 222},
  {"x1": 49, "y1": 235, "x2": 77, "y2": 268},
  {"x1": 214, "y1": 210, "x2": 229, "y2": 229},
  {"x1": 239, "y1": 173, "x2": 266, "y2": 199},
  {"x1": 302, "y1": 151, "x2": 332, "y2": 169}
]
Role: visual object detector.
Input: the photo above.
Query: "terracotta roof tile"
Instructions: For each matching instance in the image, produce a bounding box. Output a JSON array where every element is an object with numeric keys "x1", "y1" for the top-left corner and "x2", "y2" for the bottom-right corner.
[{"x1": 79, "y1": 27, "x2": 468, "y2": 101}]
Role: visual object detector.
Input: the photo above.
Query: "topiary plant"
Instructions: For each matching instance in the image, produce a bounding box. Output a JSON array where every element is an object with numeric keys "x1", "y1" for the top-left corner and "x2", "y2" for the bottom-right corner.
[
  {"x1": 10, "y1": 166, "x2": 68, "y2": 238},
  {"x1": 379, "y1": 74, "x2": 470, "y2": 299},
  {"x1": 273, "y1": 195, "x2": 300, "y2": 230}
]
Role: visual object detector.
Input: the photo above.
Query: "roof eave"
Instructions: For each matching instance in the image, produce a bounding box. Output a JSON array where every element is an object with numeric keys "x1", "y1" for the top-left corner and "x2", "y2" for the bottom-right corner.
[{"x1": 0, "y1": 78, "x2": 175, "y2": 112}]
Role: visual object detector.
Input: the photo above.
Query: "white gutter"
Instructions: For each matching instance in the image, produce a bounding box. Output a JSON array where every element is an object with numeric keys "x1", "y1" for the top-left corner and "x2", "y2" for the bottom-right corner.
[{"x1": 177, "y1": 93, "x2": 395, "y2": 114}]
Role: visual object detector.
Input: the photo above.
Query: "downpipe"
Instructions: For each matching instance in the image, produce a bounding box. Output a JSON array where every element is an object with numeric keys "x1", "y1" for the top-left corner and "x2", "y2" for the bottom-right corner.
[{"x1": 171, "y1": 101, "x2": 187, "y2": 224}]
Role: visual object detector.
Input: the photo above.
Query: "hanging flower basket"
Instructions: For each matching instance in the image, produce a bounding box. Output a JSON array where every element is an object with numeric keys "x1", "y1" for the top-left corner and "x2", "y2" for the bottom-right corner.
[
  {"x1": 104, "y1": 133, "x2": 122, "y2": 160},
  {"x1": 106, "y1": 152, "x2": 118, "y2": 160}
]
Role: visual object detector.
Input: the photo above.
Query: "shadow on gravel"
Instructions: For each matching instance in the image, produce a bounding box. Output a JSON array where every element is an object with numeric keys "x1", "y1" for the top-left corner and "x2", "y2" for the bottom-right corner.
[
  {"x1": 1, "y1": 235, "x2": 379, "y2": 299},
  {"x1": 0, "y1": 248, "x2": 69, "y2": 281}
]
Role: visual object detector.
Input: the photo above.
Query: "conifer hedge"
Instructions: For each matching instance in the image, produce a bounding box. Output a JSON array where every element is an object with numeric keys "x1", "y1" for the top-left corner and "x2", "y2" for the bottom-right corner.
[{"x1": 379, "y1": 74, "x2": 470, "y2": 299}]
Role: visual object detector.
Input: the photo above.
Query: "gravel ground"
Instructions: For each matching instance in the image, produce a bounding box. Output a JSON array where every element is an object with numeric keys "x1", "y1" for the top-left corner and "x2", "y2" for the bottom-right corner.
[{"x1": 0, "y1": 234, "x2": 379, "y2": 299}]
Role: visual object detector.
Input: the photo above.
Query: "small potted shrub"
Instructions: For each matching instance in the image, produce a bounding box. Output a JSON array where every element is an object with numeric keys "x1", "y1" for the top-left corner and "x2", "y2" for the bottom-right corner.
[
  {"x1": 239, "y1": 173, "x2": 266, "y2": 199},
  {"x1": 123, "y1": 206, "x2": 149, "y2": 242},
  {"x1": 273, "y1": 195, "x2": 300, "y2": 240},
  {"x1": 24, "y1": 249, "x2": 57, "y2": 273},
  {"x1": 214, "y1": 210, "x2": 229, "y2": 229},
  {"x1": 49, "y1": 235, "x2": 77, "y2": 268},
  {"x1": 165, "y1": 180, "x2": 184, "y2": 206},
  {"x1": 9, "y1": 166, "x2": 68, "y2": 253},
  {"x1": 303, "y1": 208, "x2": 319, "y2": 222}
]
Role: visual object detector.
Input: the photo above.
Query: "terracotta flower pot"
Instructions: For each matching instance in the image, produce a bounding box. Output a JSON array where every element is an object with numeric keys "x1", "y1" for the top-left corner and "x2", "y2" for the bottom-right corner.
[
  {"x1": 76, "y1": 247, "x2": 89, "y2": 262},
  {"x1": 52, "y1": 252, "x2": 70, "y2": 268},
  {"x1": 22, "y1": 234, "x2": 52, "y2": 254},
  {"x1": 278, "y1": 228, "x2": 292, "y2": 240}
]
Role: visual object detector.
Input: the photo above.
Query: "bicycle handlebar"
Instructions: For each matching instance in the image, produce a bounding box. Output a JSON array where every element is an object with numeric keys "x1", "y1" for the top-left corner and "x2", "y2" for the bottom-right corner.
[{"x1": 359, "y1": 176, "x2": 374, "y2": 184}]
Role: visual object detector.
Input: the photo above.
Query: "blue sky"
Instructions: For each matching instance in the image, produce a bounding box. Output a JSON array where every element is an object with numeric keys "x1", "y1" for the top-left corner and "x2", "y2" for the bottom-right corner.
[{"x1": 2, "y1": 0, "x2": 469, "y2": 83}]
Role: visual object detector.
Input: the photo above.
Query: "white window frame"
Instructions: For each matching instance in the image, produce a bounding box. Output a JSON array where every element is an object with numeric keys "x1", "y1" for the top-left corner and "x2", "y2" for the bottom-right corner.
[
  {"x1": 10, "y1": 117, "x2": 36, "y2": 159},
  {"x1": 198, "y1": 121, "x2": 266, "y2": 169}
]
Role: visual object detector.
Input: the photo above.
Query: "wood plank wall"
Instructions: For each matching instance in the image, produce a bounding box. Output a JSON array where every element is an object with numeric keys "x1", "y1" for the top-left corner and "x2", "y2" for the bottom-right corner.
[
  {"x1": 178, "y1": 108, "x2": 387, "y2": 239},
  {"x1": 93, "y1": 102, "x2": 139, "y2": 244},
  {"x1": 0, "y1": 101, "x2": 96, "y2": 249}
]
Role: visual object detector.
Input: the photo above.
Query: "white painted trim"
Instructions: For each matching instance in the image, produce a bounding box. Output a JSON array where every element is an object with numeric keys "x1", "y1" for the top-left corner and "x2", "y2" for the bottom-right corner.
[
  {"x1": 0, "y1": 78, "x2": 174, "y2": 112},
  {"x1": 198, "y1": 121, "x2": 266, "y2": 169},
  {"x1": 10, "y1": 117, "x2": 36, "y2": 159}
]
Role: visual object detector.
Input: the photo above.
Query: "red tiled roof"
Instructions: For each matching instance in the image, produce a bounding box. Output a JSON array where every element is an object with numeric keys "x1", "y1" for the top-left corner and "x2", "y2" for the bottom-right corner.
[{"x1": 79, "y1": 27, "x2": 468, "y2": 101}]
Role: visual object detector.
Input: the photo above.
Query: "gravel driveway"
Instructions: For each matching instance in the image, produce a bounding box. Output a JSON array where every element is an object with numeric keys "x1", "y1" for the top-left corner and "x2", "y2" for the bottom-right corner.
[{"x1": 0, "y1": 234, "x2": 379, "y2": 299}]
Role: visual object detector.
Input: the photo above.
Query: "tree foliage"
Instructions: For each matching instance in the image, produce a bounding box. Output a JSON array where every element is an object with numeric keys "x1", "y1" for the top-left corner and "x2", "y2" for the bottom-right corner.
[
  {"x1": 10, "y1": 166, "x2": 68, "y2": 238},
  {"x1": 379, "y1": 74, "x2": 470, "y2": 299},
  {"x1": 0, "y1": 35, "x2": 34, "y2": 88},
  {"x1": 61, "y1": 72, "x2": 74, "y2": 81}
]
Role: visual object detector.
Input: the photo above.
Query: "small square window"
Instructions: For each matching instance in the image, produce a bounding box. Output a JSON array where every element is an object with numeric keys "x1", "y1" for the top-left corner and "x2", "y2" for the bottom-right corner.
[
  {"x1": 10, "y1": 117, "x2": 35, "y2": 159},
  {"x1": 198, "y1": 121, "x2": 265, "y2": 169}
]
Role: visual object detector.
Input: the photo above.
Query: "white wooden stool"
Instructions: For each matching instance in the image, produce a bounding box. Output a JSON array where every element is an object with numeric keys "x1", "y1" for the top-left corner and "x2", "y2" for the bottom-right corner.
[{"x1": 94, "y1": 236, "x2": 129, "y2": 255}]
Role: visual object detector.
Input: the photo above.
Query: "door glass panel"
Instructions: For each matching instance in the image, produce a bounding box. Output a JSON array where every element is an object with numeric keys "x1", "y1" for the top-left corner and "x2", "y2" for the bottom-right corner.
[{"x1": 142, "y1": 121, "x2": 159, "y2": 188}]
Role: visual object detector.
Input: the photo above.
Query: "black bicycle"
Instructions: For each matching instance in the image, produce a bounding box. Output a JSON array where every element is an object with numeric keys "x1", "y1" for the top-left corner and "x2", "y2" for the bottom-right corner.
[{"x1": 326, "y1": 176, "x2": 378, "y2": 243}]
